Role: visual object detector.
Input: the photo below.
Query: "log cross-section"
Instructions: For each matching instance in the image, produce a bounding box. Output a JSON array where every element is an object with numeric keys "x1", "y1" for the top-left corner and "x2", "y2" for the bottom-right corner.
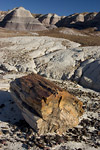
[{"x1": 10, "y1": 73, "x2": 84, "y2": 135}]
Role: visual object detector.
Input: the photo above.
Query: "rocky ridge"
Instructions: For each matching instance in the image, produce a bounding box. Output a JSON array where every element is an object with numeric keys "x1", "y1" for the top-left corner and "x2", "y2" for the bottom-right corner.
[
  {"x1": 36, "y1": 11, "x2": 100, "y2": 30},
  {"x1": 56, "y1": 12, "x2": 99, "y2": 29},
  {"x1": 0, "y1": 7, "x2": 100, "y2": 30}
]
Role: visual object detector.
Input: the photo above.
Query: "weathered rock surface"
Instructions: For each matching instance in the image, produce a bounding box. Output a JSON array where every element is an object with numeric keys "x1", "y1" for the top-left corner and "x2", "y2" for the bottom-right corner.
[
  {"x1": 38, "y1": 13, "x2": 61, "y2": 27},
  {"x1": 0, "y1": 7, "x2": 47, "y2": 31},
  {"x1": 10, "y1": 73, "x2": 83, "y2": 135},
  {"x1": 0, "y1": 7, "x2": 100, "y2": 31},
  {"x1": 0, "y1": 36, "x2": 80, "y2": 73},
  {"x1": 84, "y1": 12, "x2": 97, "y2": 22},
  {"x1": 56, "y1": 13, "x2": 86, "y2": 28},
  {"x1": 37, "y1": 11, "x2": 100, "y2": 30},
  {"x1": 59, "y1": 27, "x2": 86, "y2": 36},
  {"x1": 35, "y1": 48, "x2": 83, "y2": 80},
  {"x1": 34, "y1": 46, "x2": 100, "y2": 81},
  {"x1": 74, "y1": 59, "x2": 100, "y2": 92},
  {"x1": 0, "y1": 11, "x2": 7, "y2": 21},
  {"x1": 56, "y1": 12, "x2": 99, "y2": 29},
  {"x1": 0, "y1": 35, "x2": 100, "y2": 91}
]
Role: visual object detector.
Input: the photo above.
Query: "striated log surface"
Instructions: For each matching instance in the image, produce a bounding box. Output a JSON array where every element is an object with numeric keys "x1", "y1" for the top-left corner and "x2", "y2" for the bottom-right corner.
[{"x1": 10, "y1": 73, "x2": 84, "y2": 135}]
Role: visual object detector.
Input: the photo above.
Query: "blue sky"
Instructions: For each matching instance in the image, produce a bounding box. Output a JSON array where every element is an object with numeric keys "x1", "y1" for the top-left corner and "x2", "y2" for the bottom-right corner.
[{"x1": 0, "y1": 0, "x2": 100, "y2": 16}]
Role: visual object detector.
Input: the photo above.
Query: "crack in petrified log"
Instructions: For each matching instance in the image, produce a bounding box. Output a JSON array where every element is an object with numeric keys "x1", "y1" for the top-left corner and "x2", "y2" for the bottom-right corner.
[{"x1": 10, "y1": 73, "x2": 84, "y2": 135}]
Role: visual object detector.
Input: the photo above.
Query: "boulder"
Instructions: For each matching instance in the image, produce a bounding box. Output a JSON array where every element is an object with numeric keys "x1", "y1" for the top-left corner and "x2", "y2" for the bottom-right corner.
[
  {"x1": 10, "y1": 73, "x2": 83, "y2": 135},
  {"x1": 0, "y1": 7, "x2": 47, "y2": 31},
  {"x1": 74, "y1": 59, "x2": 100, "y2": 92}
]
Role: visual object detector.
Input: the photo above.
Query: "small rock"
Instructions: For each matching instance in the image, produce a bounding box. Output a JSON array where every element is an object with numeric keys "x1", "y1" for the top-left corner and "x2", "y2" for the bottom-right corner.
[
  {"x1": 0, "y1": 104, "x2": 5, "y2": 109},
  {"x1": 0, "y1": 139, "x2": 7, "y2": 145},
  {"x1": 77, "y1": 148, "x2": 82, "y2": 150},
  {"x1": 98, "y1": 131, "x2": 100, "y2": 135},
  {"x1": 22, "y1": 127, "x2": 28, "y2": 133},
  {"x1": 2, "y1": 130, "x2": 9, "y2": 135},
  {"x1": 27, "y1": 128, "x2": 33, "y2": 136},
  {"x1": 44, "y1": 147, "x2": 51, "y2": 150}
]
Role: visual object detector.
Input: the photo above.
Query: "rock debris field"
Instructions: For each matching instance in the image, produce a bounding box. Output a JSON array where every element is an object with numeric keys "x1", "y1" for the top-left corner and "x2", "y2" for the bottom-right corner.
[{"x1": 0, "y1": 35, "x2": 100, "y2": 150}]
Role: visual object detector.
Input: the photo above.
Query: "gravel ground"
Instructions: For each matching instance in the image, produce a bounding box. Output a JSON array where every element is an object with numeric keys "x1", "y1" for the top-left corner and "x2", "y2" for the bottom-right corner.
[{"x1": 0, "y1": 74, "x2": 100, "y2": 150}]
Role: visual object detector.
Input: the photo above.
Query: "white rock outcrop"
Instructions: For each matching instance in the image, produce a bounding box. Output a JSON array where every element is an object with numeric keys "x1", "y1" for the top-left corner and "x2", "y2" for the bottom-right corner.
[
  {"x1": 74, "y1": 59, "x2": 100, "y2": 91},
  {"x1": 0, "y1": 36, "x2": 80, "y2": 74},
  {"x1": 0, "y1": 35, "x2": 100, "y2": 91}
]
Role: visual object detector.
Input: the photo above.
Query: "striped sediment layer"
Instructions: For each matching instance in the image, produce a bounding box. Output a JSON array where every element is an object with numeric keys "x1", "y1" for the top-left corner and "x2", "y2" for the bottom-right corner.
[{"x1": 0, "y1": 7, "x2": 47, "y2": 31}]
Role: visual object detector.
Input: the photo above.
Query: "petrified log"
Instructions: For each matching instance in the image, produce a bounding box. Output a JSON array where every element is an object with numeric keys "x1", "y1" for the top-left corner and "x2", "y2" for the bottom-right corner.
[{"x1": 10, "y1": 73, "x2": 84, "y2": 135}]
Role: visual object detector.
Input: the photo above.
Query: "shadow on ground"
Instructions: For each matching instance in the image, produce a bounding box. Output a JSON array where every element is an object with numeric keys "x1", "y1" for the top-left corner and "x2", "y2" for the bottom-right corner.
[{"x1": 0, "y1": 90, "x2": 23, "y2": 124}]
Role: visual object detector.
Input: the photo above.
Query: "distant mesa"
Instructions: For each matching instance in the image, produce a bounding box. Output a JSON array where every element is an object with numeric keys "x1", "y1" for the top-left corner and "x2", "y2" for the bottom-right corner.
[{"x1": 0, "y1": 7, "x2": 47, "y2": 31}]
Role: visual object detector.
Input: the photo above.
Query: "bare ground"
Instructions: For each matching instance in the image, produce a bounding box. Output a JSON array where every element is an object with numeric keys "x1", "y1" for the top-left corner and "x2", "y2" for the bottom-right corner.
[{"x1": 38, "y1": 27, "x2": 100, "y2": 46}]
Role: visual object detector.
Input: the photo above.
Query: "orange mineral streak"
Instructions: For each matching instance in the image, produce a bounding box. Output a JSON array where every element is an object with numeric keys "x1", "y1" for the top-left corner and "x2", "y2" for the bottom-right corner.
[{"x1": 41, "y1": 90, "x2": 83, "y2": 120}]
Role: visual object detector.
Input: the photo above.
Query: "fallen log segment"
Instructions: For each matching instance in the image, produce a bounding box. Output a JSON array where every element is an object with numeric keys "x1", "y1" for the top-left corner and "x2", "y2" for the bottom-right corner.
[{"x1": 10, "y1": 73, "x2": 84, "y2": 135}]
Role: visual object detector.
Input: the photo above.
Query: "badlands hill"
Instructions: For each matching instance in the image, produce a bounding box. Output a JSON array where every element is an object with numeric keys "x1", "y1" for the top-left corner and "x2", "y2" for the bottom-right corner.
[
  {"x1": 0, "y1": 7, "x2": 47, "y2": 31},
  {"x1": 38, "y1": 13, "x2": 62, "y2": 29},
  {"x1": 0, "y1": 7, "x2": 100, "y2": 30},
  {"x1": 36, "y1": 11, "x2": 100, "y2": 30}
]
